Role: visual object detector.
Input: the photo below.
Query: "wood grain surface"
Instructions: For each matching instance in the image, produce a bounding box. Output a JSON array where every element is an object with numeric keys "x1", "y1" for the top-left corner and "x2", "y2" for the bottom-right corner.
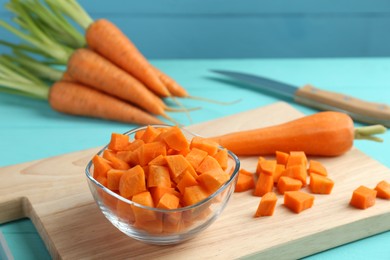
[{"x1": 0, "y1": 102, "x2": 389, "y2": 259}]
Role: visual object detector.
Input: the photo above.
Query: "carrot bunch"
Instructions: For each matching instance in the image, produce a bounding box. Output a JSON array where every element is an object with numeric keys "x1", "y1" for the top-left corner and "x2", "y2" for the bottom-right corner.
[{"x1": 0, "y1": 0, "x2": 227, "y2": 125}]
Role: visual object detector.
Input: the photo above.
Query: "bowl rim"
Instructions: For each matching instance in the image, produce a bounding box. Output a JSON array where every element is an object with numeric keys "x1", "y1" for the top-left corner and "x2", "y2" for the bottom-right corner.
[{"x1": 85, "y1": 124, "x2": 241, "y2": 213}]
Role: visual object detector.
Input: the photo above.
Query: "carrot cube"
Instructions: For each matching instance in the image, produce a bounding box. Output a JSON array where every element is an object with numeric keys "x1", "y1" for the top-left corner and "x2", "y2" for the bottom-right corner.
[
  {"x1": 258, "y1": 160, "x2": 277, "y2": 176},
  {"x1": 177, "y1": 170, "x2": 198, "y2": 194},
  {"x1": 190, "y1": 136, "x2": 219, "y2": 156},
  {"x1": 286, "y1": 151, "x2": 307, "y2": 168},
  {"x1": 309, "y1": 173, "x2": 334, "y2": 194},
  {"x1": 281, "y1": 165, "x2": 307, "y2": 186},
  {"x1": 182, "y1": 185, "x2": 209, "y2": 206},
  {"x1": 107, "y1": 169, "x2": 127, "y2": 191},
  {"x1": 119, "y1": 165, "x2": 146, "y2": 198},
  {"x1": 375, "y1": 180, "x2": 390, "y2": 199},
  {"x1": 156, "y1": 193, "x2": 180, "y2": 209},
  {"x1": 273, "y1": 164, "x2": 286, "y2": 183},
  {"x1": 350, "y1": 185, "x2": 377, "y2": 209},
  {"x1": 196, "y1": 155, "x2": 221, "y2": 175},
  {"x1": 284, "y1": 191, "x2": 314, "y2": 213},
  {"x1": 254, "y1": 172, "x2": 274, "y2": 197},
  {"x1": 254, "y1": 192, "x2": 277, "y2": 217},
  {"x1": 308, "y1": 160, "x2": 328, "y2": 176},
  {"x1": 213, "y1": 148, "x2": 228, "y2": 170},
  {"x1": 92, "y1": 155, "x2": 112, "y2": 179},
  {"x1": 162, "y1": 125, "x2": 189, "y2": 151},
  {"x1": 275, "y1": 151, "x2": 289, "y2": 166},
  {"x1": 277, "y1": 176, "x2": 302, "y2": 195},
  {"x1": 235, "y1": 169, "x2": 255, "y2": 192},
  {"x1": 197, "y1": 168, "x2": 230, "y2": 194},
  {"x1": 147, "y1": 165, "x2": 171, "y2": 188},
  {"x1": 108, "y1": 133, "x2": 129, "y2": 151}
]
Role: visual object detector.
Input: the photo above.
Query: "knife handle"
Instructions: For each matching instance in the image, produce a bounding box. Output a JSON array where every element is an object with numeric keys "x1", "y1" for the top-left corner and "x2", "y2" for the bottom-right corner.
[{"x1": 294, "y1": 85, "x2": 390, "y2": 126}]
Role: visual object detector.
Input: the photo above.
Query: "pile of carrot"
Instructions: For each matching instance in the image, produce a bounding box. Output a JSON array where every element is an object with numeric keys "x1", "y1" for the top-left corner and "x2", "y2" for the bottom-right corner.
[
  {"x1": 91, "y1": 125, "x2": 233, "y2": 234},
  {"x1": 234, "y1": 150, "x2": 389, "y2": 217},
  {"x1": 1, "y1": 0, "x2": 228, "y2": 125}
]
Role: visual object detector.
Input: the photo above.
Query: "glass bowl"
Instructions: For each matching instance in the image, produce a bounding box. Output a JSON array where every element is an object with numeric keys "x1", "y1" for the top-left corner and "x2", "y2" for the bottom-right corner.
[{"x1": 85, "y1": 125, "x2": 240, "y2": 245}]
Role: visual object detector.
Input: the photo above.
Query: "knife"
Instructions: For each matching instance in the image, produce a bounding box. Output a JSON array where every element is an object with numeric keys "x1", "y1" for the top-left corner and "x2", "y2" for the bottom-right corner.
[{"x1": 211, "y1": 69, "x2": 390, "y2": 127}]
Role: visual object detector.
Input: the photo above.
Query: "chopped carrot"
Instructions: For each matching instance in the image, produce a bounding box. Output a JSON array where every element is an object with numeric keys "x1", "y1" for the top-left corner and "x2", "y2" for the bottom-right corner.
[
  {"x1": 131, "y1": 191, "x2": 157, "y2": 223},
  {"x1": 309, "y1": 173, "x2": 334, "y2": 194},
  {"x1": 254, "y1": 192, "x2": 277, "y2": 217},
  {"x1": 235, "y1": 169, "x2": 255, "y2": 192},
  {"x1": 119, "y1": 165, "x2": 146, "y2": 198},
  {"x1": 149, "y1": 186, "x2": 176, "y2": 205},
  {"x1": 140, "y1": 125, "x2": 161, "y2": 143},
  {"x1": 165, "y1": 154, "x2": 190, "y2": 181},
  {"x1": 284, "y1": 191, "x2": 314, "y2": 214},
  {"x1": 147, "y1": 154, "x2": 167, "y2": 166},
  {"x1": 134, "y1": 130, "x2": 145, "y2": 140},
  {"x1": 138, "y1": 141, "x2": 166, "y2": 166},
  {"x1": 213, "y1": 148, "x2": 228, "y2": 170},
  {"x1": 273, "y1": 164, "x2": 286, "y2": 183},
  {"x1": 162, "y1": 125, "x2": 189, "y2": 151},
  {"x1": 108, "y1": 133, "x2": 129, "y2": 151},
  {"x1": 182, "y1": 185, "x2": 209, "y2": 206},
  {"x1": 177, "y1": 170, "x2": 198, "y2": 194},
  {"x1": 197, "y1": 168, "x2": 230, "y2": 194},
  {"x1": 102, "y1": 150, "x2": 129, "y2": 170},
  {"x1": 275, "y1": 151, "x2": 289, "y2": 166},
  {"x1": 147, "y1": 165, "x2": 171, "y2": 188},
  {"x1": 281, "y1": 165, "x2": 307, "y2": 186},
  {"x1": 156, "y1": 193, "x2": 180, "y2": 209},
  {"x1": 258, "y1": 160, "x2": 276, "y2": 176},
  {"x1": 308, "y1": 160, "x2": 328, "y2": 176},
  {"x1": 350, "y1": 185, "x2": 377, "y2": 209},
  {"x1": 190, "y1": 136, "x2": 219, "y2": 156},
  {"x1": 286, "y1": 151, "x2": 307, "y2": 168},
  {"x1": 107, "y1": 169, "x2": 127, "y2": 191},
  {"x1": 255, "y1": 156, "x2": 266, "y2": 176},
  {"x1": 374, "y1": 180, "x2": 390, "y2": 199},
  {"x1": 277, "y1": 176, "x2": 302, "y2": 195},
  {"x1": 196, "y1": 155, "x2": 221, "y2": 175},
  {"x1": 185, "y1": 148, "x2": 208, "y2": 169},
  {"x1": 92, "y1": 154, "x2": 112, "y2": 179},
  {"x1": 254, "y1": 172, "x2": 274, "y2": 197}
]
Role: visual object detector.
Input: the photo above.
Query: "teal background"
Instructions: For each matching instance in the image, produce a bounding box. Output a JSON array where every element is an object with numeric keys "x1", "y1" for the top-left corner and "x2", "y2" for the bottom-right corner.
[{"x1": 1, "y1": 0, "x2": 390, "y2": 259}]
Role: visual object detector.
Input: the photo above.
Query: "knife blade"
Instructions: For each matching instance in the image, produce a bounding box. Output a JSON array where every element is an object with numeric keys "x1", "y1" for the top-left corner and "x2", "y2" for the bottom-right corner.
[{"x1": 211, "y1": 69, "x2": 390, "y2": 127}]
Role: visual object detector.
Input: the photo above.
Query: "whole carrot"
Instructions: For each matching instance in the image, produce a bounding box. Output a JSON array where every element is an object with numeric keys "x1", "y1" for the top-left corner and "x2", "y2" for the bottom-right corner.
[
  {"x1": 85, "y1": 19, "x2": 171, "y2": 97},
  {"x1": 49, "y1": 81, "x2": 163, "y2": 125},
  {"x1": 208, "y1": 111, "x2": 386, "y2": 156},
  {"x1": 66, "y1": 48, "x2": 166, "y2": 116}
]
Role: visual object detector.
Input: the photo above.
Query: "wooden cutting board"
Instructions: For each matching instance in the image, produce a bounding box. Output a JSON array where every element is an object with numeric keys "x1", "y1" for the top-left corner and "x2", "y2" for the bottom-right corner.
[{"x1": 1, "y1": 102, "x2": 389, "y2": 259}]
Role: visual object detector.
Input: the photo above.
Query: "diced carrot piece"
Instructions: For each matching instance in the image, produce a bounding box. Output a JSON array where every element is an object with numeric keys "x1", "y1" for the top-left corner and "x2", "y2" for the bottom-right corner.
[
  {"x1": 147, "y1": 165, "x2": 171, "y2": 188},
  {"x1": 273, "y1": 164, "x2": 286, "y2": 183},
  {"x1": 147, "y1": 154, "x2": 167, "y2": 166},
  {"x1": 375, "y1": 180, "x2": 390, "y2": 199},
  {"x1": 134, "y1": 129, "x2": 145, "y2": 140},
  {"x1": 119, "y1": 165, "x2": 146, "y2": 198},
  {"x1": 185, "y1": 148, "x2": 208, "y2": 169},
  {"x1": 131, "y1": 191, "x2": 156, "y2": 221},
  {"x1": 138, "y1": 141, "x2": 167, "y2": 166},
  {"x1": 140, "y1": 125, "x2": 161, "y2": 143},
  {"x1": 108, "y1": 133, "x2": 130, "y2": 151},
  {"x1": 122, "y1": 139, "x2": 145, "y2": 151},
  {"x1": 177, "y1": 170, "x2": 198, "y2": 194},
  {"x1": 95, "y1": 175, "x2": 107, "y2": 187},
  {"x1": 235, "y1": 169, "x2": 255, "y2": 192},
  {"x1": 161, "y1": 125, "x2": 189, "y2": 151},
  {"x1": 255, "y1": 156, "x2": 266, "y2": 176},
  {"x1": 275, "y1": 151, "x2": 289, "y2": 166},
  {"x1": 281, "y1": 165, "x2": 307, "y2": 186},
  {"x1": 92, "y1": 155, "x2": 112, "y2": 179},
  {"x1": 286, "y1": 151, "x2": 307, "y2": 168},
  {"x1": 259, "y1": 160, "x2": 277, "y2": 176},
  {"x1": 196, "y1": 155, "x2": 221, "y2": 175},
  {"x1": 213, "y1": 148, "x2": 228, "y2": 170},
  {"x1": 350, "y1": 185, "x2": 377, "y2": 209},
  {"x1": 150, "y1": 186, "x2": 176, "y2": 205},
  {"x1": 284, "y1": 191, "x2": 314, "y2": 213},
  {"x1": 254, "y1": 192, "x2": 277, "y2": 217},
  {"x1": 156, "y1": 193, "x2": 180, "y2": 209},
  {"x1": 166, "y1": 154, "x2": 191, "y2": 181},
  {"x1": 102, "y1": 150, "x2": 130, "y2": 170},
  {"x1": 308, "y1": 160, "x2": 328, "y2": 176},
  {"x1": 254, "y1": 172, "x2": 274, "y2": 197},
  {"x1": 277, "y1": 176, "x2": 302, "y2": 195},
  {"x1": 197, "y1": 168, "x2": 230, "y2": 194},
  {"x1": 309, "y1": 173, "x2": 334, "y2": 194},
  {"x1": 190, "y1": 136, "x2": 219, "y2": 156},
  {"x1": 182, "y1": 185, "x2": 209, "y2": 206},
  {"x1": 107, "y1": 169, "x2": 127, "y2": 191}
]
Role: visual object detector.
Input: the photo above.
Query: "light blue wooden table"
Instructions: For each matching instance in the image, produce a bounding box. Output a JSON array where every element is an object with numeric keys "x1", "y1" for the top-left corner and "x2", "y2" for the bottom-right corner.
[{"x1": 0, "y1": 58, "x2": 389, "y2": 259}]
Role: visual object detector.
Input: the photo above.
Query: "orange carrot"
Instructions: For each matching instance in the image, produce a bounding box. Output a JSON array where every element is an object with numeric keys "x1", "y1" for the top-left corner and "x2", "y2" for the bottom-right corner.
[
  {"x1": 273, "y1": 164, "x2": 286, "y2": 183},
  {"x1": 213, "y1": 148, "x2": 228, "y2": 170},
  {"x1": 119, "y1": 165, "x2": 146, "y2": 198},
  {"x1": 140, "y1": 125, "x2": 161, "y2": 143},
  {"x1": 85, "y1": 19, "x2": 171, "y2": 97},
  {"x1": 102, "y1": 150, "x2": 129, "y2": 170},
  {"x1": 108, "y1": 133, "x2": 129, "y2": 151},
  {"x1": 277, "y1": 176, "x2": 302, "y2": 195},
  {"x1": 286, "y1": 151, "x2": 307, "y2": 168},
  {"x1": 275, "y1": 151, "x2": 289, "y2": 166},
  {"x1": 308, "y1": 160, "x2": 328, "y2": 176},
  {"x1": 190, "y1": 136, "x2": 219, "y2": 156},
  {"x1": 185, "y1": 148, "x2": 208, "y2": 169},
  {"x1": 209, "y1": 112, "x2": 359, "y2": 156},
  {"x1": 349, "y1": 185, "x2": 377, "y2": 209},
  {"x1": 254, "y1": 172, "x2": 274, "y2": 197},
  {"x1": 258, "y1": 160, "x2": 277, "y2": 176},
  {"x1": 147, "y1": 165, "x2": 171, "y2": 188},
  {"x1": 161, "y1": 125, "x2": 189, "y2": 151},
  {"x1": 284, "y1": 191, "x2": 314, "y2": 213},
  {"x1": 281, "y1": 165, "x2": 307, "y2": 186},
  {"x1": 182, "y1": 185, "x2": 209, "y2": 206},
  {"x1": 309, "y1": 173, "x2": 334, "y2": 194},
  {"x1": 107, "y1": 169, "x2": 126, "y2": 191},
  {"x1": 177, "y1": 170, "x2": 198, "y2": 194},
  {"x1": 66, "y1": 48, "x2": 167, "y2": 116},
  {"x1": 152, "y1": 65, "x2": 188, "y2": 97},
  {"x1": 254, "y1": 192, "x2": 277, "y2": 217},
  {"x1": 49, "y1": 81, "x2": 163, "y2": 125},
  {"x1": 235, "y1": 169, "x2": 255, "y2": 192},
  {"x1": 374, "y1": 180, "x2": 390, "y2": 199},
  {"x1": 92, "y1": 154, "x2": 112, "y2": 179},
  {"x1": 156, "y1": 193, "x2": 180, "y2": 210},
  {"x1": 197, "y1": 168, "x2": 230, "y2": 194},
  {"x1": 196, "y1": 155, "x2": 221, "y2": 175}
]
